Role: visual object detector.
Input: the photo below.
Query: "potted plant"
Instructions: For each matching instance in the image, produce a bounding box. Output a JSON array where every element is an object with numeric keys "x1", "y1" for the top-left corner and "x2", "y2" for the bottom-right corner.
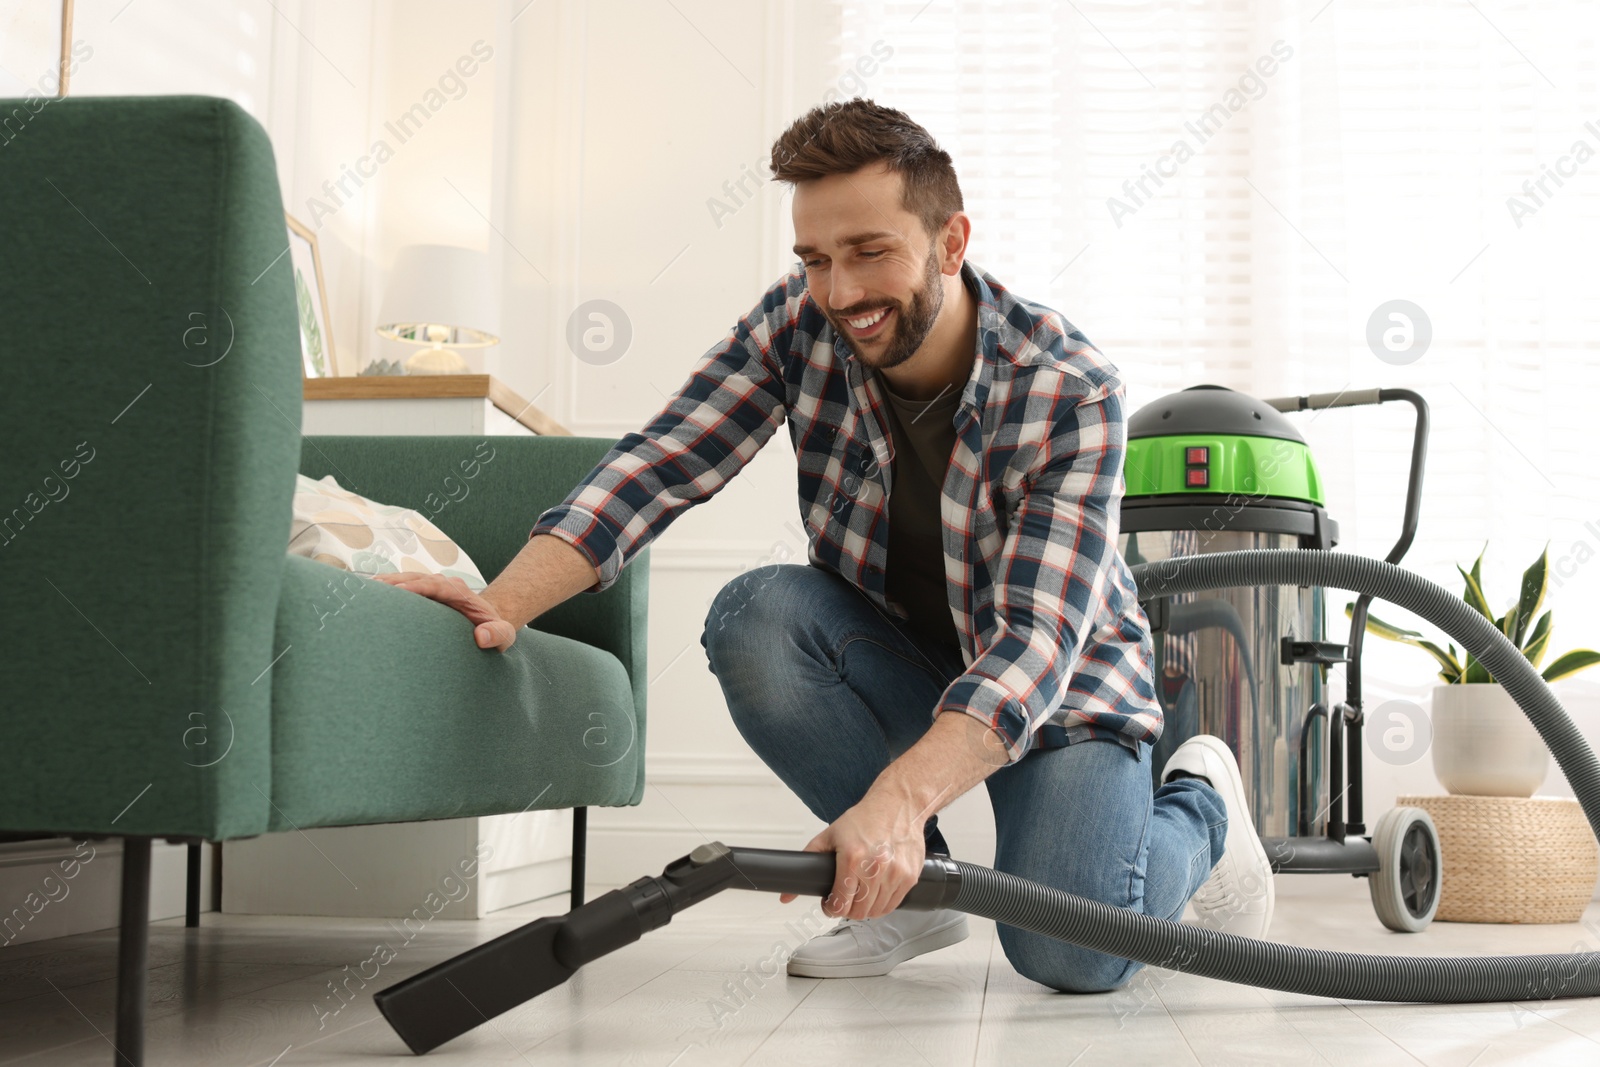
[{"x1": 1350, "y1": 545, "x2": 1600, "y2": 797}]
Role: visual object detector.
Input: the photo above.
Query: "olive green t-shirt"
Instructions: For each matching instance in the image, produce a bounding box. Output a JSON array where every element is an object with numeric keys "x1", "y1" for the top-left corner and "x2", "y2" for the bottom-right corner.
[{"x1": 879, "y1": 378, "x2": 963, "y2": 653}]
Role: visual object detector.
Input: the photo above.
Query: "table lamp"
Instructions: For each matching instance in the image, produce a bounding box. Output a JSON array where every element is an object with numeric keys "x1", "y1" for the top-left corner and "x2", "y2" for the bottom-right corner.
[{"x1": 376, "y1": 244, "x2": 501, "y2": 375}]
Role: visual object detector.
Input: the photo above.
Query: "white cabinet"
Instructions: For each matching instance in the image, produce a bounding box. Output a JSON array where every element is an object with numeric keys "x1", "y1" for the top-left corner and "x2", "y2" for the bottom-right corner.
[{"x1": 300, "y1": 373, "x2": 568, "y2": 437}]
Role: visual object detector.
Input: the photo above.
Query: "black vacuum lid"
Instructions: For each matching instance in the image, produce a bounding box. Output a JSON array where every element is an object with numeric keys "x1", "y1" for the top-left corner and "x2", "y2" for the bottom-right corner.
[{"x1": 1127, "y1": 384, "x2": 1305, "y2": 444}]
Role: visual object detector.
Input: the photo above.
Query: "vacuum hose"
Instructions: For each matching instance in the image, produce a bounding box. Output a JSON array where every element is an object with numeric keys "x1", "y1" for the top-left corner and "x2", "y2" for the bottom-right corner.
[
  {"x1": 375, "y1": 549, "x2": 1600, "y2": 1054},
  {"x1": 948, "y1": 549, "x2": 1600, "y2": 1002}
]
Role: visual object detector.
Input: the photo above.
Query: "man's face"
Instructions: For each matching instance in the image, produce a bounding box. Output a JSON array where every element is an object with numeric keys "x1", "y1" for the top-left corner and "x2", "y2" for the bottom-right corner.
[{"x1": 791, "y1": 162, "x2": 950, "y2": 370}]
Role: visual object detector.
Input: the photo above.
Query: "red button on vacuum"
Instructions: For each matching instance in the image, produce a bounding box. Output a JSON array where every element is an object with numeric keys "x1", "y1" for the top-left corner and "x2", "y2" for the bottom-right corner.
[
  {"x1": 1186, "y1": 468, "x2": 1209, "y2": 488},
  {"x1": 1185, "y1": 446, "x2": 1209, "y2": 466}
]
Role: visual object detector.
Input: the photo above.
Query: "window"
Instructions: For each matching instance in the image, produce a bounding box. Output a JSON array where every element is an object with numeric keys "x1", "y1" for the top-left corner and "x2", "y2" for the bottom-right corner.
[{"x1": 833, "y1": 0, "x2": 1600, "y2": 659}]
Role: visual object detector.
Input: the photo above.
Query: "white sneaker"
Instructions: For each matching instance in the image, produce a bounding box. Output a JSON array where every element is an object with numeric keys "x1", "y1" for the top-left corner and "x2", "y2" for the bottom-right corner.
[
  {"x1": 1162, "y1": 734, "x2": 1275, "y2": 939},
  {"x1": 785, "y1": 908, "x2": 969, "y2": 978}
]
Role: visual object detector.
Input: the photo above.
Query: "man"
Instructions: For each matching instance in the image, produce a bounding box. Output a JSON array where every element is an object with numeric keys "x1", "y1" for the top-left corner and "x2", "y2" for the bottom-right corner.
[{"x1": 374, "y1": 100, "x2": 1274, "y2": 993}]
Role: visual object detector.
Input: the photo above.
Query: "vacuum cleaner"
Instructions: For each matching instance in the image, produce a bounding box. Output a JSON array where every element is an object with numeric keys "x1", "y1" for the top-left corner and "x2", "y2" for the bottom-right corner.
[
  {"x1": 1120, "y1": 385, "x2": 1439, "y2": 932},
  {"x1": 374, "y1": 387, "x2": 1600, "y2": 1056}
]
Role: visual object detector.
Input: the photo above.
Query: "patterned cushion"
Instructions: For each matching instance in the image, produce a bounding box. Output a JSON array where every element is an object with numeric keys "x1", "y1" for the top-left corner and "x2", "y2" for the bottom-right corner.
[{"x1": 289, "y1": 474, "x2": 488, "y2": 591}]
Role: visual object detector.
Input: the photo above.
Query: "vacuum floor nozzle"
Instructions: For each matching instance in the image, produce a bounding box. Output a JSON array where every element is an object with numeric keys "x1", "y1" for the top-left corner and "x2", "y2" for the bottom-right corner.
[
  {"x1": 374, "y1": 916, "x2": 575, "y2": 1055},
  {"x1": 375, "y1": 844, "x2": 960, "y2": 1053}
]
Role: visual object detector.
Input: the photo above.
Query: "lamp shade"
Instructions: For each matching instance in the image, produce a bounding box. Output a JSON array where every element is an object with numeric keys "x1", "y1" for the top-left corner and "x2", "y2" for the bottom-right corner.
[{"x1": 377, "y1": 244, "x2": 500, "y2": 348}]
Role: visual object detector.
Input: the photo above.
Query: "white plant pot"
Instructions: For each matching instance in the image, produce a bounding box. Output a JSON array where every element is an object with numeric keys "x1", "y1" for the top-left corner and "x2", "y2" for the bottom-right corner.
[{"x1": 1430, "y1": 683, "x2": 1550, "y2": 797}]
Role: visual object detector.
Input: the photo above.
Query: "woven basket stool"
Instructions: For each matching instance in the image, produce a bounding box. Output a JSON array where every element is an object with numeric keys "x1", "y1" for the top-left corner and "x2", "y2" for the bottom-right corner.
[{"x1": 1398, "y1": 794, "x2": 1599, "y2": 924}]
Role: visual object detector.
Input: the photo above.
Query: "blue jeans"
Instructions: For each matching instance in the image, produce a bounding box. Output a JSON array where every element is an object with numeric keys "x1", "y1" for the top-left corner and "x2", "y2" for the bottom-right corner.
[{"x1": 701, "y1": 564, "x2": 1226, "y2": 993}]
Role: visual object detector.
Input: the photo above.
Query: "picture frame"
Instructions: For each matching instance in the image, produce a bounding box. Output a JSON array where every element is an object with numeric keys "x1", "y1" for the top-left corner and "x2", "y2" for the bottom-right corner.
[
  {"x1": 286, "y1": 213, "x2": 341, "y2": 378},
  {"x1": 58, "y1": 0, "x2": 74, "y2": 97}
]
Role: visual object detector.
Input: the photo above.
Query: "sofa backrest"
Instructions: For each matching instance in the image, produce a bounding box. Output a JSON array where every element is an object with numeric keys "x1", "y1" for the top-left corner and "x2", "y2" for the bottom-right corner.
[{"x1": 0, "y1": 96, "x2": 301, "y2": 838}]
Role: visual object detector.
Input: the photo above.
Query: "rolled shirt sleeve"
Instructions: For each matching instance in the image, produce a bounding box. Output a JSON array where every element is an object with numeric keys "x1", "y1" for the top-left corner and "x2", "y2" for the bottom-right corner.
[
  {"x1": 934, "y1": 377, "x2": 1140, "y2": 765},
  {"x1": 529, "y1": 275, "x2": 800, "y2": 590}
]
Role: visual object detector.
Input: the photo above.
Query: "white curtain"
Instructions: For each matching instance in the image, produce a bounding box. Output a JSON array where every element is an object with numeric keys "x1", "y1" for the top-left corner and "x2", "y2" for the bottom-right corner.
[{"x1": 832, "y1": 0, "x2": 1600, "y2": 668}]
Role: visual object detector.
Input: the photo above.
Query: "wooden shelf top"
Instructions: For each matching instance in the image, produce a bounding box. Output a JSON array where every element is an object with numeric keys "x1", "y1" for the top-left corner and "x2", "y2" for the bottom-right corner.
[{"x1": 303, "y1": 374, "x2": 570, "y2": 436}]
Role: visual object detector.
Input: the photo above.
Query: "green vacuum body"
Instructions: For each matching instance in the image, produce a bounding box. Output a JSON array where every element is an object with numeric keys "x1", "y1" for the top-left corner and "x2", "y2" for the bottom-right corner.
[
  {"x1": 1126, "y1": 434, "x2": 1324, "y2": 504},
  {"x1": 1123, "y1": 382, "x2": 1334, "y2": 526}
]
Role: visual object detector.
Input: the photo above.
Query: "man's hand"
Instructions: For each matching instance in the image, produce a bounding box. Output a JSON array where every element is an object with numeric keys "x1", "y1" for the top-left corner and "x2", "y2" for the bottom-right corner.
[
  {"x1": 366, "y1": 535, "x2": 599, "y2": 653},
  {"x1": 368, "y1": 572, "x2": 519, "y2": 651},
  {"x1": 777, "y1": 713, "x2": 1012, "y2": 918},
  {"x1": 778, "y1": 788, "x2": 929, "y2": 920}
]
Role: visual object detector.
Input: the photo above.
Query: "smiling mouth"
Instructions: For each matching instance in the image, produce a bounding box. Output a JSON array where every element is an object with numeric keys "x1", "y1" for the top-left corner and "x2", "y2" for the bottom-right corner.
[{"x1": 842, "y1": 306, "x2": 893, "y2": 339}]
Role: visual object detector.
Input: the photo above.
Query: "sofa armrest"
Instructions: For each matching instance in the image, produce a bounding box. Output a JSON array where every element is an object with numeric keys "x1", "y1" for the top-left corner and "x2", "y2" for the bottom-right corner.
[{"x1": 298, "y1": 435, "x2": 649, "y2": 804}]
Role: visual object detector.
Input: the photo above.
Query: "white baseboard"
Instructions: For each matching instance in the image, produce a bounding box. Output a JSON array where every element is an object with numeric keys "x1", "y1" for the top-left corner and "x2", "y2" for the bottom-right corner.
[
  {"x1": 481, "y1": 856, "x2": 570, "y2": 913},
  {"x1": 223, "y1": 809, "x2": 573, "y2": 920},
  {"x1": 0, "y1": 839, "x2": 216, "y2": 948}
]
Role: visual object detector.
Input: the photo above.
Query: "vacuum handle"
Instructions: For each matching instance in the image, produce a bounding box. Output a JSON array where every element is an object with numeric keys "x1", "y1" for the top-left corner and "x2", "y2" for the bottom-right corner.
[
  {"x1": 1263, "y1": 388, "x2": 1383, "y2": 412},
  {"x1": 720, "y1": 844, "x2": 964, "y2": 910},
  {"x1": 1260, "y1": 387, "x2": 1430, "y2": 566},
  {"x1": 725, "y1": 845, "x2": 837, "y2": 895},
  {"x1": 1259, "y1": 385, "x2": 1431, "y2": 838}
]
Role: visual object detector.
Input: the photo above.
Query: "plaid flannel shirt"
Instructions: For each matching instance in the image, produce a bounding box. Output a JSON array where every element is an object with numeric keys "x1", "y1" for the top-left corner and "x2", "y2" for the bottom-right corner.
[{"x1": 531, "y1": 260, "x2": 1162, "y2": 765}]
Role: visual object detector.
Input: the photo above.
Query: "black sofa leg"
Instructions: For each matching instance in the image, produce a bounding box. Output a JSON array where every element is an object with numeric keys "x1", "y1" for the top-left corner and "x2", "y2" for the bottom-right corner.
[
  {"x1": 116, "y1": 836, "x2": 151, "y2": 1067},
  {"x1": 570, "y1": 807, "x2": 587, "y2": 910},
  {"x1": 184, "y1": 843, "x2": 201, "y2": 928}
]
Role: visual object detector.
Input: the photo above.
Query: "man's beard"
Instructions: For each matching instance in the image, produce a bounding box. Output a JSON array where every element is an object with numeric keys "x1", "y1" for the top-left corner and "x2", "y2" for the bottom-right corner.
[{"x1": 831, "y1": 246, "x2": 945, "y2": 370}]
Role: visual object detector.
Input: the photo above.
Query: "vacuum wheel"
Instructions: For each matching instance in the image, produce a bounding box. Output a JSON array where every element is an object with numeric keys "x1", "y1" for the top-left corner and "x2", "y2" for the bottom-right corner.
[{"x1": 1369, "y1": 806, "x2": 1442, "y2": 932}]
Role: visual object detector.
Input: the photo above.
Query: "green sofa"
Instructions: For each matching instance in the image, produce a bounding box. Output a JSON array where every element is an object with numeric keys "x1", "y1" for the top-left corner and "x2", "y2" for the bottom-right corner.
[{"x1": 0, "y1": 96, "x2": 647, "y2": 1065}]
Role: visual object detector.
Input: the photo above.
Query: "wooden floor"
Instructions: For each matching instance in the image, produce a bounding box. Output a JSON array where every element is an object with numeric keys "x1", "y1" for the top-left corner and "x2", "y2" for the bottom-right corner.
[{"x1": 1, "y1": 884, "x2": 1597, "y2": 1066}]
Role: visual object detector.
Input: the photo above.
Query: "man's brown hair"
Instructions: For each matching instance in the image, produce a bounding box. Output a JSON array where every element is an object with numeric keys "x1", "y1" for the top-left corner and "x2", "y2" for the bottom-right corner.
[{"x1": 769, "y1": 99, "x2": 963, "y2": 238}]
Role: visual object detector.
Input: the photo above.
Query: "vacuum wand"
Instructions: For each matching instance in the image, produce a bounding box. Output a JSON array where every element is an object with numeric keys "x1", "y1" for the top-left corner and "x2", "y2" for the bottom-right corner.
[{"x1": 373, "y1": 842, "x2": 963, "y2": 1055}]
